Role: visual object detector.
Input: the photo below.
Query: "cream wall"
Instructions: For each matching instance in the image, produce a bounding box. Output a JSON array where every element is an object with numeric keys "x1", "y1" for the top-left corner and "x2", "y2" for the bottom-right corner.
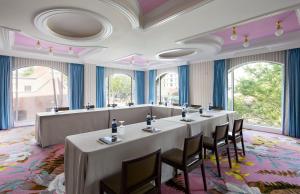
[{"x1": 189, "y1": 61, "x2": 214, "y2": 107}]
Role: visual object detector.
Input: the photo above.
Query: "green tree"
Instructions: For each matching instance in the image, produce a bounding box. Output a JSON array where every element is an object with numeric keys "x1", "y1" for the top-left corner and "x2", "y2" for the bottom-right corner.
[
  {"x1": 234, "y1": 63, "x2": 282, "y2": 127},
  {"x1": 109, "y1": 74, "x2": 132, "y2": 103}
]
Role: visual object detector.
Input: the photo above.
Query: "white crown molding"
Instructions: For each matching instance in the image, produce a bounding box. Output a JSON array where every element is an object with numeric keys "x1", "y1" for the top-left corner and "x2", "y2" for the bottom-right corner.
[
  {"x1": 296, "y1": 9, "x2": 300, "y2": 25},
  {"x1": 142, "y1": 0, "x2": 213, "y2": 29},
  {"x1": 0, "y1": 27, "x2": 12, "y2": 50},
  {"x1": 34, "y1": 8, "x2": 113, "y2": 42},
  {"x1": 100, "y1": 0, "x2": 141, "y2": 29}
]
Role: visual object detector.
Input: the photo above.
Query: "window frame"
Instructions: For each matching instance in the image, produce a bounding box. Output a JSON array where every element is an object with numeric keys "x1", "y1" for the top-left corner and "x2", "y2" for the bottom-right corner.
[
  {"x1": 106, "y1": 73, "x2": 133, "y2": 105},
  {"x1": 156, "y1": 72, "x2": 179, "y2": 104}
]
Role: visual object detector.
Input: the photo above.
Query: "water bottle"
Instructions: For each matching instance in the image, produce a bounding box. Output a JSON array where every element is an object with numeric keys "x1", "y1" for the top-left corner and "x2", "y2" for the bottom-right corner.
[
  {"x1": 146, "y1": 113, "x2": 152, "y2": 128},
  {"x1": 182, "y1": 107, "x2": 186, "y2": 119},
  {"x1": 112, "y1": 119, "x2": 118, "y2": 137}
]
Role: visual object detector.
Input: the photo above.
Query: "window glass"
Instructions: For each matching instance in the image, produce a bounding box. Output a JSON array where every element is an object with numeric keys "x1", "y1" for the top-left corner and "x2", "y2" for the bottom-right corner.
[
  {"x1": 13, "y1": 66, "x2": 68, "y2": 126},
  {"x1": 156, "y1": 73, "x2": 179, "y2": 104},
  {"x1": 228, "y1": 62, "x2": 283, "y2": 129},
  {"x1": 106, "y1": 74, "x2": 132, "y2": 106}
]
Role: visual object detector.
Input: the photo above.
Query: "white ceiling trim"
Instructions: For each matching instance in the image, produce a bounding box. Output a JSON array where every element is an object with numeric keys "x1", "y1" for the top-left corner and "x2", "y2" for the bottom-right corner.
[
  {"x1": 34, "y1": 8, "x2": 113, "y2": 42},
  {"x1": 101, "y1": 0, "x2": 141, "y2": 29}
]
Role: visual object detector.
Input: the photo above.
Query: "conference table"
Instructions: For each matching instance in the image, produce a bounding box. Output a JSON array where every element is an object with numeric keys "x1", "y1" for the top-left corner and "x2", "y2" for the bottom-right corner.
[
  {"x1": 162, "y1": 110, "x2": 236, "y2": 136},
  {"x1": 65, "y1": 120, "x2": 188, "y2": 194},
  {"x1": 35, "y1": 105, "x2": 182, "y2": 147},
  {"x1": 64, "y1": 109, "x2": 235, "y2": 194}
]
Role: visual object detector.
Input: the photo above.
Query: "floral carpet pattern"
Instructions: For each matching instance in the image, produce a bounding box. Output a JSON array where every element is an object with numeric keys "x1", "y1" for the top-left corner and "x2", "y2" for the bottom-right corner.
[{"x1": 0, "y1": 127, "x2": 300, "y2": 194}]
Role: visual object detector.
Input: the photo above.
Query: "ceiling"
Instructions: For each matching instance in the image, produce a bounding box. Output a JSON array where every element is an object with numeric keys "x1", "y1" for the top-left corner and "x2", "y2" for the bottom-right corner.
[{"x1": 0, "y1": 0, "x2": 300, "y2": 70}]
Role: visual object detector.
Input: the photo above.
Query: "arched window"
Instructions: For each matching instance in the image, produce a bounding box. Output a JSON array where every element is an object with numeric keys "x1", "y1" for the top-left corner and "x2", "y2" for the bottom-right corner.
[
  {"x1": 228, "y1": 61, "x2": 283, "y2": 131},
  {"x1": 106, "y1": 74, "x2": 133, "y2": 106},
  {"x1": 156, "y1": 73, "x2": 179, "y2": 104},
  {"x1": 13, "y1": 66, "x2": 68, "y2": 126}
]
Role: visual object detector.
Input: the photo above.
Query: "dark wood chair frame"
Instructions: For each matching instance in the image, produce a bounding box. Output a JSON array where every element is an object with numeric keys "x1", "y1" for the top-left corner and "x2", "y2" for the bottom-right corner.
[
  {"x1": 204, "y1": 123, "x2": 232, "y2": 177},
  {"x1": 100, "y1": 149, "x2": 161, "y2": 194},
  {"x1": 162, "y1": 133, "x2": 207, "y2": 194},
  {"x1": 229, "y1": 119, "x2": 246, "y2": 163}
]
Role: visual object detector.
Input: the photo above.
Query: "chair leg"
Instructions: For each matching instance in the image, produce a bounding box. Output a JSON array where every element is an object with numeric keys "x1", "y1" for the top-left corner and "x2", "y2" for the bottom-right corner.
[
  {"x1": 215, "y1": 149, "x2": 221, "y2": 177},
  {"x1": 241, "y1": 137, "x2": 246, "y2": 156},
  {"x1": 100, "y1": 182, "x2": 104, "y2": 194},
  {"x1": 233, "y1": 140, "x2": 239, "y2": 163},
  {"x1": 227, "y1": 146, "x2": 232, "y2": 168},
  {"x1": 155, "y1": 177, "x2": 161, "y2": 194},
  {"x1": 200, "y1": 163, "x2": 207, "y2": 191},
  {"x1": 174, "y1": 168, "x2": 178, "y2": 177},
  {"x1": 183, "y1": 171, "x2": 191, "y2": 194},
  {"x1": 204, "y1": 148, "x2": 206, "y2": 159}
]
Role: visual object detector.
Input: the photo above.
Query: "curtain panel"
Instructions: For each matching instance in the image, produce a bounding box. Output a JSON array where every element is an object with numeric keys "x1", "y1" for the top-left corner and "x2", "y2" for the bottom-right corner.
[
  {"x1": 148, "y1": 70, "x2": 157, "y2": 104},
  {"x1": 213, "y1": 59, "x2": 226, "y2": 109},
  {"x1": 135, "y1": 71, "x2": 145, "y2": 104},
  {"x1": 178, "y1": 65, "x2": 190, "y2": 106},
  {"x1": 96, "y1": 66, "x2": 105, "y2": 108},
  {"x1": 69, "y1": 63, "x2": 84, "y2": 109},
  {"x1": 0, "y1": 55, "x2": 12, "y2": 129},
  {"x1": 284, "y1": 48, "x2": 300, "y2": 138}
]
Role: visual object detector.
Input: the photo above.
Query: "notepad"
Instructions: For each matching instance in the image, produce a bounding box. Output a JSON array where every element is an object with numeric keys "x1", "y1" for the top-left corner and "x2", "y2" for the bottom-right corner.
[
  {"x1": 180, "y1": 119, "x2": 194, "y2": 122},
  {"x1": 142, "y1": 127, "x2": 161, "y2": 133},
  {"x1": 200, "y1": 114, "x2": 214, "y2": 118},
  {"x1": 98, "y1": 136, "x2": 122, "y2": 145}
]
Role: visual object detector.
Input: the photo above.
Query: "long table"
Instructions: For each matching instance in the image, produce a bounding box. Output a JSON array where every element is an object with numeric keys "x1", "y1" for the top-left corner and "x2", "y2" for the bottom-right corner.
[
  {"x1": 162, "y1": 110, "x2": 235, "y2": 136},
  {"x1": 65, "y1": 120, "x2": 188, "y2": 194},
  {"x1": 35, "y1": 105, "x2": 182, "y2": 147}
]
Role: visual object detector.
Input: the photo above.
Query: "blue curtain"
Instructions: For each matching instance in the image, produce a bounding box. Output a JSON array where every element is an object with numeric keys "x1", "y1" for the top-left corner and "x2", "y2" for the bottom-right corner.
[
  {"x1": 0, "y1": 56, "x2": 11, "y2": 130},
  {"x1": 213, "y1": 59, "x2": 226, "y2": 109},
  {"x1": 287, "y1": 48, "x2": 300, "y2": 138},
  {"x1": 148, "y1": 70, "x2": 157, "y2": 104},
  {"x1": 69, "y1": 63, "x2": 84, "y2": 109},
  {"x1": 135, "y1": 71, "x2": 145, "y2": 104},
  {"x1": 96, "y1": 66, "x2": 105, "y2": 108},
  {"x1": 178, "y1": 65, "x2": 189, "y2": 106}
]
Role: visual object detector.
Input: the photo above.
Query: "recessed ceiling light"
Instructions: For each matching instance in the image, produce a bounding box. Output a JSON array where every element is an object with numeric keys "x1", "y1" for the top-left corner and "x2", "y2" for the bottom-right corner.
[
  {"x1": 275, "y1": 20, "x2": 284, "y2": 37},
  {"x1": 230, "y1": 26, "x2": 238, "y2": 40},
  {"x1": 243, "y1": 35, "x2": 250, "y2": 48}
]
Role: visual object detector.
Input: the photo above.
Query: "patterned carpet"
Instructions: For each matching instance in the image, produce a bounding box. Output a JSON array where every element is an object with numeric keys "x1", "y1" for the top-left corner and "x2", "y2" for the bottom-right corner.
[{"x1": 0, "y1": 127, "x2": 300, "y2": 194}]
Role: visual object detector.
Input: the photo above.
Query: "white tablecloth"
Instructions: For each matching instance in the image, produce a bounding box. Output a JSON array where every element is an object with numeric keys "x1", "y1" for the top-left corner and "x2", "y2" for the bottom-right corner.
[
  {"x1": 35, "y1": 108, "x2": 110, "y2": 147},
  {"x1": 36, "y1": 105, "x2": 185, "y2": 147},
  {"x1": 65, "y1": 120, "x2": 188, "y2": 194},
  {"x1": 162, "y1": 110, "x2": 236, "y2": 137}
]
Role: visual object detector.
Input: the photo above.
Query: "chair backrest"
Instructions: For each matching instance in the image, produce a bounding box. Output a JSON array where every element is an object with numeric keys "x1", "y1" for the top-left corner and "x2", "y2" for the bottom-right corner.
[
  {"x1": 210, "y1": 106, "x2": 224, "y2": 110},
  {"x1": 128, "y1": 102, "x2": 134, "y2": 106},
  {"x1": 214, "y1": 123, "x2": 229, "y2": 144},
  {"x1": 183, "y1": 132, "x2": 203, "y2": 164},
  {"x1": 57, "y1": 107, "x2": 69, "y2": 111},
  {"x1": 190, "y1": 104, "x2": 202, "y2": 109},
  {"x1": 233, "y1": 119, "x2": 243, "y2": 135},
  {"x1": 121, "y1": 149, "x2": 161, "y2": 193}
]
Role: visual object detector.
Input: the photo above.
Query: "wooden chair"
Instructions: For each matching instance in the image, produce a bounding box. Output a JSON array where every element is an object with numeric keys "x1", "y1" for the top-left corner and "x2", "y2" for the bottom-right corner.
[
  {"x1": 161, "y1": 133, "x2": 207, "y2": 194},
  {"x1": 190, "y1": 104, "x2": 202, "y2": 109},
  {"x1": 203, "y1": 123, "x2": 232, "y2": 177},
  {"x1": 100, "y1": 149, "x2": 161, "y2": 194},
  {"x1": 128, "y1": 102, "x2": 134, "y2": 106},
  {"x1": 57, "y1": 107, "x2": 69, "y2": 111},
  {"x1": 229, "y1": 119, "x2": 245, "y2": 162}
]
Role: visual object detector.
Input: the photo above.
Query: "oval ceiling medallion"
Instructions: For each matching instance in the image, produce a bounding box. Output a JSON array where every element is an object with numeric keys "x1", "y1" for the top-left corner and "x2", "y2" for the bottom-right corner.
[
  {"x1": 34, "y1": 8, "x2": 113, "y2": 41},
  {"x1": 157, "y1": 48, "x2": 197, "y2": 60}
]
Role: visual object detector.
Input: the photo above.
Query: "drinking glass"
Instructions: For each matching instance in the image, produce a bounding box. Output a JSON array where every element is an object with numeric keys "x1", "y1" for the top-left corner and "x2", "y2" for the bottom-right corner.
[
  {"x1": 152, "y1": 115, "x2": 157, "y2": 122},
  {"x1": 119, "y1": 121, "x2": 125, "y2": 136}
]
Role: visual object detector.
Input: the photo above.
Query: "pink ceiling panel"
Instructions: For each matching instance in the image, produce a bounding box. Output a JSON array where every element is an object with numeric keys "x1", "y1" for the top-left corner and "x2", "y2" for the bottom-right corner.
[
  {"x1": 14, "y1": 32, "x2": 85, "y2": 54},
  {"x1": 138, "y1": 0, "x2": 168, "y2": 14},
  {"x1": 214, "y1": 10, "x2": 300, "y2": 46},
  {"x1": 115, "y1": 54, "x2": 149, "y2": 65}
]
